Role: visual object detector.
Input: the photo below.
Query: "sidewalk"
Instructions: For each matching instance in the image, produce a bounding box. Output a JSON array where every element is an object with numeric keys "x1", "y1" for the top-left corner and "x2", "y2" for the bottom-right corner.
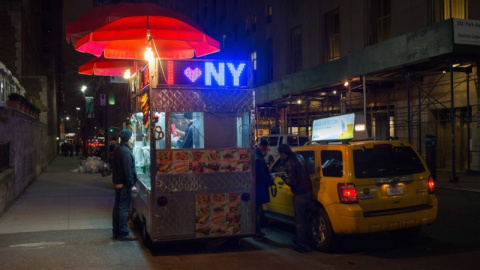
[
  {"x1": 434, "y1": 169, "x2": 480, "y2": 193},
  {"x1": 0, "y1": 155, "x2": 114, "y2": 234}
]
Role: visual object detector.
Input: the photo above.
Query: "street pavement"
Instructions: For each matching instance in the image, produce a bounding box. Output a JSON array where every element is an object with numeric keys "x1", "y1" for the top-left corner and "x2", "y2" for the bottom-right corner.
[{"x1": 0, "y1": 154, "x2": 478, "y2": 269}]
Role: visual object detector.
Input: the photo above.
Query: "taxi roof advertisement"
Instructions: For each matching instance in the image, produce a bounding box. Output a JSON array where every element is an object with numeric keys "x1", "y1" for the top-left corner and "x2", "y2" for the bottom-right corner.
[{"x1": 312, "y1": 113, "x2": 355, "y2": 141}]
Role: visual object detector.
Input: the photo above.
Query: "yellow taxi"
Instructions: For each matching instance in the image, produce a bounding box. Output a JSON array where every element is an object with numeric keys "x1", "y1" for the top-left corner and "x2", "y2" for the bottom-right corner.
[{"x1": 263, "y1": 113, "x2": 438, "y2": 252}]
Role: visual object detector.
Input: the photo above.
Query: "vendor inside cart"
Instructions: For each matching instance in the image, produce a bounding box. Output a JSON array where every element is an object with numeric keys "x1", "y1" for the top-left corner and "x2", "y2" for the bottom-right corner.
[{"x1": 173, "y1": 112, "x2": 200, "y2": 149}]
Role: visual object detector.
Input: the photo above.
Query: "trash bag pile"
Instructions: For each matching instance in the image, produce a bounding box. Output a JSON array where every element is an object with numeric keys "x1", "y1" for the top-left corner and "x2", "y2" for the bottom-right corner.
[{"x1": 71, "y1": 157, "x2": 104, "y2": 173}]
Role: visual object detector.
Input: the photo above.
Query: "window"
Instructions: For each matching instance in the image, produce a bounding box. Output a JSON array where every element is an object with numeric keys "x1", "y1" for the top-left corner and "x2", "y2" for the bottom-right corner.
[
  {"x1": 291, "y1": 26, "x2": 302, "y2": 72},
  {"x1": 171, "y1": 112, "x2": 204, "y2": 149},
  {"x1": 260, "y1": 136, "x2": 279, "y2": 147},
  {"x1": 251, "y1": 51, "x2": 257, "y2": 85},
  {"x1": 266, "y1": 5, "x2": 272, "y2": 24},
  {"x1": 171, "y1": 111, "x2": 250, "y2": 149},
  {"x1": 325, "y1": 9, "x2": 340, "y2": 62},
  {"x1": 366, "y1": 0, "x2": 391, "y2": 45},
  {"x1": 299, "y1": 136, "x2": 309, "y2": 146},
  {"x1": 444, "y1": 0, "x2": 468, "y2": 19},
  {"x1": 353, "y1": 145, "x2": 425, "y2": 178},
  {"x1": 267, "y1": 38, "x2": 273, "y2": 81},
  {"x1": 429, "y1": 0, "x2": 468, "y2": 23},
  {"x1": 251, "y1": 51, "x2": 257, "y2": 70},
  {"x1": 321, "y1": 150, "x2": 343, "y2": 177},
  {"x1": 298, "y1": 151, "x2": 316, "y2": 175},
  {"x1": 286, "y1": 136, "x2": 300, "y2": 146}
]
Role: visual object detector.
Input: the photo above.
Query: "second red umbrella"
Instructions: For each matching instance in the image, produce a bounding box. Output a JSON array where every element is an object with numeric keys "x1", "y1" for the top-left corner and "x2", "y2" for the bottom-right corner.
[{"x1": 78, "y1": 55, "x2": 146, "y2": 76}]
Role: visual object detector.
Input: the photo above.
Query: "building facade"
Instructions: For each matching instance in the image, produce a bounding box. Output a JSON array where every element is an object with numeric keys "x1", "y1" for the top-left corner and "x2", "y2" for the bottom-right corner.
[{"x1": 0, "y1": 0, "x2": 62, "y2": 214}]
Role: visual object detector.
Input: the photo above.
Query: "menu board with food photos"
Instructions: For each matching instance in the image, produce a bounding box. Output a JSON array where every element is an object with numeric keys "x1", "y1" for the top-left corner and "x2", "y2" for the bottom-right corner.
[
  {"x1": 156, "y1": 149, "x2": 250, "y2": 174},
  {"x1": 195, "y1": 192, "x2": 241, "y2": 237}
]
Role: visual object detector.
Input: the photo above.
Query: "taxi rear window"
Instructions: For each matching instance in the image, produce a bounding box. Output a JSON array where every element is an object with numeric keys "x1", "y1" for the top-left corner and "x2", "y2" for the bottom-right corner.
[{"x1": 353, "y1": 145, "x2": 425, "y2": 178}]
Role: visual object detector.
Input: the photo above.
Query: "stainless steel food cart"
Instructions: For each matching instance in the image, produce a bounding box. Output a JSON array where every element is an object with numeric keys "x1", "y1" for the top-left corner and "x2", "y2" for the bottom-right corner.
[{"x1": 129, "y1": 59, "x2": 255, "y2": 243}]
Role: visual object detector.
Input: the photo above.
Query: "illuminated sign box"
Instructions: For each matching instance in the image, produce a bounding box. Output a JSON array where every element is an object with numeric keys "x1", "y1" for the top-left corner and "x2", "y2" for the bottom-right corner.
[
  {"x1": 156, "y1": 59, "x2": 249, "y2": 88},
  {"x1": 311, "y1": 113, "x2": 369, "y2": 142}
]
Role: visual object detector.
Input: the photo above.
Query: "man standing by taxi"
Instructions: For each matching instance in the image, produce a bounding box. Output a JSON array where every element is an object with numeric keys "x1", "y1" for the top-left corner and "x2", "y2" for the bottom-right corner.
[
  {"x1": 254, "y1": 139, "x2": 273, "y2": 240},
  {"x1": 112, "y1": 129, "x2": 138, "y2": 241},
  {"x1": 278, "y1": 144, "x2": 313, "y2": 253}
]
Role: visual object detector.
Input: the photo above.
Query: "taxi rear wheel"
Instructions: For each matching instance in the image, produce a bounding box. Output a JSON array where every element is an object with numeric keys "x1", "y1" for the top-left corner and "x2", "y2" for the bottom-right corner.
[{"x1": 309, "y1": 207, "x2": 338, "y2": 252}]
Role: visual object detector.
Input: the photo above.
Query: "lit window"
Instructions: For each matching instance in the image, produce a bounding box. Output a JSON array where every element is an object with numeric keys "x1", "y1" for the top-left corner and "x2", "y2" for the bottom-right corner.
[
  {"x1": 251, "y1": 51, "x2": 257, "y2": 70},
  {"x1": 325, "y1": 9, "x2": 340, "y2": 61},
  {"x1": 443, "y1": 0, "x2": 468, "y2": 19},
  {"x1": 366, "y1": 0, "x2": 391, "y2": 45},
  {"x1": 266, "y1": 5, "x2": 272, "y2": 24},
  {"x1": 291, "y1": 26, "x2": 302, "y2": 71}
]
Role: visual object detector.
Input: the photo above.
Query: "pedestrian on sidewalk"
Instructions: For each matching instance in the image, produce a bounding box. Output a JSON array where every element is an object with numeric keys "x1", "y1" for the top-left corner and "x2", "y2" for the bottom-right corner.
[
  {"x1": 278, "y1": 144, "x2": 313, "y2": 253},
  {"x1": 112, "y1": 129, "x2": 138, "y2": 241},
  {"x1": 254, "y1": 139, "x2": 274, "y2": 241}
]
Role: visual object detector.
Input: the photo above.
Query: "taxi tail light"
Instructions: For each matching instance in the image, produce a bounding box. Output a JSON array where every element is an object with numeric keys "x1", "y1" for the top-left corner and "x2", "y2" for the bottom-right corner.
[
  {"x1": 428, "y1": 175, "x2": 435, "y2": 194},
  {"x1": 338, "y1": 183, "x2": 358, "y2": 204}
]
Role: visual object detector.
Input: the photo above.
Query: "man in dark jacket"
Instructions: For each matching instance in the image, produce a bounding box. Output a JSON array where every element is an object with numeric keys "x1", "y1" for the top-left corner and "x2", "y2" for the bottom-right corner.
[
  {"x1": 254, "y1": 139, "x2": 273, "y2": 240},
  {"x1": 112, "y1": 129, "x2": 138, "y2": 241},
  {"x1": 278, "y1": 144, "x2": 313, "y2": 252}
]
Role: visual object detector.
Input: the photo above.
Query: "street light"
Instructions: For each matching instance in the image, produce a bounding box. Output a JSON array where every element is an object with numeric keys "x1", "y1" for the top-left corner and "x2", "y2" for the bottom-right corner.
[{"x1": 81, "y1": 86, "x2": 88, "y2": 157}]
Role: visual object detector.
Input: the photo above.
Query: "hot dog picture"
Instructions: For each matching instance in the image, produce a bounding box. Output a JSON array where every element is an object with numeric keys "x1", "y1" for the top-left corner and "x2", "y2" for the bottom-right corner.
[
  {"x1": 221, "y1": 152, "x2": 235, "y2": 160},
  {"x1": 158, "y1": 163, "x2": 172, "y2": 173},
  {"x1": 173, "y1": 162, "x2": 189, "y2": 173},
  {"x1": 211, "y1": 215, "x2": 226, "y2": 225},
  {"x1": 173, "y1": 151, "x2": 191, "y2": 161},
  {"x1": 237, "y1": 150, "x2": 249, "y2": 161}
]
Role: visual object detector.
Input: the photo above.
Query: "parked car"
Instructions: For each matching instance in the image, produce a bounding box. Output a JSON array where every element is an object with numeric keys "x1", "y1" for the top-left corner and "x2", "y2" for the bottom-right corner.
[
  {"x1": 263, "y1": 115, "x2": 438, "y2": 252},
  {"x1": 257, "y1": 134, "x2": 309, "y2": 164}
]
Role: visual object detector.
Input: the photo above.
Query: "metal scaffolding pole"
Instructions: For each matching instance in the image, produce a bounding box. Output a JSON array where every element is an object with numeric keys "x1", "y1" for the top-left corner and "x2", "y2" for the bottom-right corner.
[
  {"x1": 305, "y1": 100, "x2": 310, "y2": 137},
  {"x1": 289, "y1": 100, "x2": 292, "y2": 133},
  {"x1": 467, "y1": 72, "x2": 471, "y2": 172},
  {"x1": 363, "y1": 75, "x2": 366, "y2": 121},
  {"x1": 407, "y1": 74, "x2": 411, "y2": 143},
  {"x1": 450, "y1": 64, "x2": 458, "y2": 182},
  {"x1": 275, "y1": 103, "x2": 279, "y2": 134},
  {"x1": 418, "y1": 80, "x2": 422, "y2": 154},
  {"x1": 387, "y1": 88, "x2": 391, "y2": 138}
]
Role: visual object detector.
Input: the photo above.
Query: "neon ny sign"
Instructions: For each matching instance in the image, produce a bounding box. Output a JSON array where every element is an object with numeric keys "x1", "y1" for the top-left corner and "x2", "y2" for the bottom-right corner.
[{"x1": 157, "y1": 60, "x2": 249, "y2": 88}]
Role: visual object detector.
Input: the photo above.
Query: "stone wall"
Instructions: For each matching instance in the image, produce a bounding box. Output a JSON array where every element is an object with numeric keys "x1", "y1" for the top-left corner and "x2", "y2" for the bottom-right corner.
[{"x1": 0, "y1": 108, "x2": 56, "y2": 215}]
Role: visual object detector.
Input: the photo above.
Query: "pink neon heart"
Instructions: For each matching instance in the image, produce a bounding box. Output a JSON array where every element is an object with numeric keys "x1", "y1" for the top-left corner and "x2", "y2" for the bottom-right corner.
[{"x1": 184, "y1": 67, "x2": 202, "y2": 82}]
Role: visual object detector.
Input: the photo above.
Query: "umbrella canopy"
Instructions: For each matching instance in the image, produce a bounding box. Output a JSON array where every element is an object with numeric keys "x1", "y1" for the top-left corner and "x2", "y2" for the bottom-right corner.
[
  {"x1": 78, "y1": 55, "x2": 145, "y2": 76},
  {"x1": 66, "y1": 2, "x2": 203, "y2": 46},
  {"x1": 75, "y1": 15, "x2": 220, "y2": 59},
  {"x1": 67, "y1": 2, "x2": 220, "y2": 60}
]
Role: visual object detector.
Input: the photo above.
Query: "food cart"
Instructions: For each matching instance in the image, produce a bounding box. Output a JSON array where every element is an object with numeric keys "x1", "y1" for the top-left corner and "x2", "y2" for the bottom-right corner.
[{"x1": 129, "y1": 59, "x2": 255, "y2": 243}]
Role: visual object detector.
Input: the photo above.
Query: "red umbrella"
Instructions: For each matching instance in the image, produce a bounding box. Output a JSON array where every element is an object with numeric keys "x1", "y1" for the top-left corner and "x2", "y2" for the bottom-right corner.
[
  {"x1": 78, "y1": 55, "x2": 145, "y2": 76},
  {"x1": 66, "y1": 2, "x2": 203, "y2": 46},
  {"x1": 75, "y1": 16, "x2": 219, "y2": 59},
  {"x1": 67, "y1": 3, "x2": 220, "y2": 59}
]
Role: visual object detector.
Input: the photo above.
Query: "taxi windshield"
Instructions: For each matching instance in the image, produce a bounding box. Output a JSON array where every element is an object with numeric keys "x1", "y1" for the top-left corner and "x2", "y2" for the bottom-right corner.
[{"x1": 353, "y1": 145, "x2": 425, "y2": 178}]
